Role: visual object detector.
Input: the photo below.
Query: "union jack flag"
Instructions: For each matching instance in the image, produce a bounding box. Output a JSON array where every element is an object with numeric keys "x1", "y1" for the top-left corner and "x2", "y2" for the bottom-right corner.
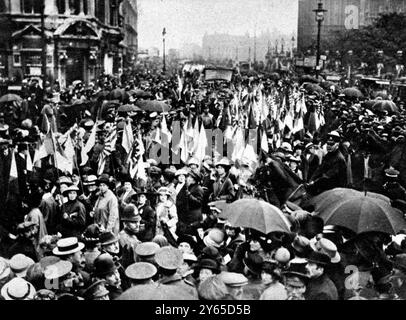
[{"x1": 97, "y1": 122, "x2": 118, "y2": 175}]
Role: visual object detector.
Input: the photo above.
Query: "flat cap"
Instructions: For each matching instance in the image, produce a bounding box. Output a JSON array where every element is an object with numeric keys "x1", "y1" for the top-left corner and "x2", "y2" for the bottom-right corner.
[
  {"x1": 155, "y1": 247, "x2": 183, "y2": 270},
  {"x1": 218, "y1": 272, "x2": 248, "y2": 287},
  {"x1": 125, "y1": 262, "x2": 157, "y2": 280},
  {"x1": 135, "y1": 242, "x2": 160, "y2": 258}
]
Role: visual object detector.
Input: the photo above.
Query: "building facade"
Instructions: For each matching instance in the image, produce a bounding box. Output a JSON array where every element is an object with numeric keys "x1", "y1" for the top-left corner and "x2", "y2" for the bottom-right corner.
[
  {"x1": 298, "y1": 0, "x2": 406, "y2": 54},
  {"x1": 202, "y1": 30, "x2": 296, "y2": 64},
  {"x1": 120, "y1": 0, "x2": 137, "y2": 69},
  {"x1": 0, "y1": 0, "x2": 134, "y2": 88}
]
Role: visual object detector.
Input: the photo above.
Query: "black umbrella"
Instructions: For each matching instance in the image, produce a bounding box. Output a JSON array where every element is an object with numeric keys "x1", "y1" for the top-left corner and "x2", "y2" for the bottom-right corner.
[
  {"x1": 373, "y1": 100, "x2": 399, "y2": 114},
  {"x1": 135, "y1": 100, "x2": 171, "y2": 113},
  {"x1": 343, "y1": 87, "x2": 364, "y2": 99},
  {"x1": 302, "y1": 82, "x2": 325, "y2": 95}
]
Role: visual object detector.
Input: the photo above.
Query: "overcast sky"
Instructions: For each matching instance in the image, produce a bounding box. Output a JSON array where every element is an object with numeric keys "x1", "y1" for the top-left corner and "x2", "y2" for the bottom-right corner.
[{"x1": 137, "y1": 0, "x2": 299, "y2": 50}]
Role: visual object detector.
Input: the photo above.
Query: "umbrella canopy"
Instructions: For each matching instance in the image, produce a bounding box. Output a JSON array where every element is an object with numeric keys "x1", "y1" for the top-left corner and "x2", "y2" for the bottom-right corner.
[
  {"x1": 302, "y1": 82, "x2": 325, "y2": 95},
  {"x1": 373, "y1": 91, "x2": 389, "y2": 100},
  {"x1": 221, "y1": 199, "x2": 292, "y2": 234},
  {"x1": 208, "y1": 200, "x2": 228, "y2": 213},
  {"x1": 373, "y1": 100, "x2": 399, "y2": 114},
  {"x1": 300, "y1": 75, "x2": 320, "y2": 84},
  {"x1": 315, "y1": 196, "x2": 406, "y2": 235},
  {"x1": 0, "y1": 93, "x2": 22, "y2": 104},
  {"x1": 117, "y1": 104, "x2": 142, "y2": 113},
  {"x1": 320, "y1": 81, "x2": 339, "y2": 91},
  {"x1": 309, "y1": 188, "x2": 390, "y2": 213},
  {"x1": 109, "y1": 88, "x2": 129, "y2": 102},
  {"x1": 129, "y1": 89, "x2": 153, "y2": 99},
  {"x1": 343, "y1": 87, "x2": 364, "y2": 99},
  {"x1": 363, "y1": 100, "x2": 378, "y2": 110},
  {"x1": 117, "y1": 283, "x2": 197, "y2": 300},
  {"x1": 135, "y1": 99, "x2": 171, "y2": 113}
]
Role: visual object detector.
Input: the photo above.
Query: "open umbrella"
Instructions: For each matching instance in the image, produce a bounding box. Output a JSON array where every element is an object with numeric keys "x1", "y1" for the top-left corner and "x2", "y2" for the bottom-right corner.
[
  {"x1": 117, "y1": 283, "x2": 197, "y2": 300},
  {"x1": 208, "y1": 200, "x2": 228, "y2": 213},
  {"x1": 373, "y1": 91, "x2": 389, "y2": 100},
  {"x1": 109, "y1": 88, "x2": 129, "y2": 102},
  {"x1": 308, "y1": 188, "x2": 390, "y2": 213},
  {"x1": 302, "y1": 82, "x2": 325, "y2": 95},
  {"x1": 130, "y1": 89, "x2": 153, "y2": 99},
  {"x1": 117, "y1": 104, "x2": 142, "y2": 113},
  {"x1": 0, "y1": 93, "x2": 22, "y2": 104},
  {"x1": 343, "y1": 87, "x2": 364, "y2": 99},
  {"x1": 314, "y1": 196, "x2": 406, "y2": 235},
  {"x1": 221, "y1": 199, "x2": 292, "y2": 234},
  {"x1": 373, "y1": 100, "x2": 399, "y2": 114},
  {"x1": 135, "y1": 99, "x2": 171, "y2": 113},
  {"x1": 300, "y1": 75, "x2": 320, "y2": 84}
]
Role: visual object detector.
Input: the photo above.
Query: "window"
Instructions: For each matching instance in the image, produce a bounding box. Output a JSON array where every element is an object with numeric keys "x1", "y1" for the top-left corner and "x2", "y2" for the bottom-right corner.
[
  {"x1": 22, "y1": 0, "x2": 42, "y2": 14},
  {"x1": 57, "y1": 0, "x2": 65, "y2": 14},
  {"x1": 110, "y1": 0, "x2": 118, "y2": 26},
  {"x1": 13, "y1": 54, "x2": 21, "y2": 67},
  {"x1": 96, "y1": 0, "x2": 105, "y2": 23},
  {"x1": 69, "y1": 0, "x2": 80, "y2": 15}
]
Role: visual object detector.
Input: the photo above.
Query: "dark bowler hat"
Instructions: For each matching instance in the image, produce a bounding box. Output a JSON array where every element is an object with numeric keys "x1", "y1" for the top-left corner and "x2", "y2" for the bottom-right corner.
[
  {"x1": 99, "y1": 231, "x2": 119, "y2": 246},
  {"x1": 135, "y1": 242, "x2": 160, "y2": 258},
  {"x1": 305, "y1": 251, "x2": 331, "y2": 266},
  {"x1": 83, "y1": 280, "x2": 109, "y2": 300},
  {"x1": 121, "y1": 204, "x2": 141, "y2": 222},
  {"x1": 243, "y1": 252, "x2": 264, "y2": 276},
  {"x1": 93, "y1": 253, "x2": 118, "y2": 277},
  {"x1": 177, "y1": 234, "x2": 198, "y2": 253},
  {"x1": 155, "y1": 247, "x2": 183, "y2": 270},
  {"x1": 125, "y1": 262, "x2": 157, "y2": 281},
  {"x1": 97, "y1": 174, "x2": 110, "y2": 186},
  {"x1": 194, "y1": 258, "x2": 220, "y2": 274}
]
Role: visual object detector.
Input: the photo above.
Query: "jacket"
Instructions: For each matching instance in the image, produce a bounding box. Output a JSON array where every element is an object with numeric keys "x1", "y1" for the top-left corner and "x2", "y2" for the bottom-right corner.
[
  {"x1": 59, "y1": 199, "x2": 87, "y2": 237},
  {"x1": 94, "y1": 189, "x2": 120, "y2": 235},
  {"x1": 211, "y1": 175, "x2": 235, "y2": 201},
  {"x1": 305, "y1": 274, "x2": 339, "y2": 300}
]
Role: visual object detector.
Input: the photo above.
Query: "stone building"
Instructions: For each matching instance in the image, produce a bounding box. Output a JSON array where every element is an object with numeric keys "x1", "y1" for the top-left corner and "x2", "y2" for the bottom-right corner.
[{"x1": 0, "y1": 0, "x2": 137, "y2": 87}]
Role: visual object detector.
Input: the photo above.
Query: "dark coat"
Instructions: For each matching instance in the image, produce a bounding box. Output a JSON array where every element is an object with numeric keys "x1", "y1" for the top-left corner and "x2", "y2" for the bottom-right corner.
[
  {"x1": 383, "y1": 181, "x2": 406, "y2": 201},
  {"x1": 304, "y1": 274, "x2": 339, "y2": 300},
  {"x1": 177, "y1": 183, "x2": 204, "y2": 235},
  {"x1": 301, "y1": 153, "x2": 320, "y2": 182},
  {"x1": 59, "y1": 199, "x2": 87, "y2": 237},
  {"x1": 39, "y1": 195, "x2": 59, "y2": 235},
  {"x1": 137, "y1": 204, "x2": 156, "y2": 242},
  {"x1": 211, "y1": 175, "x2": 235, "y2": 202},
  {"x1": 309, "y1": 148, "x2": 347, "y2": 195}
]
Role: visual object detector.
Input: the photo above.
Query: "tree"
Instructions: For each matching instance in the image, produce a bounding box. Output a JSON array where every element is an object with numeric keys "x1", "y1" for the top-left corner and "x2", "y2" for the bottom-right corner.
[{"x1": 325, "y1": 13, "x2": 406, "y2": 75}]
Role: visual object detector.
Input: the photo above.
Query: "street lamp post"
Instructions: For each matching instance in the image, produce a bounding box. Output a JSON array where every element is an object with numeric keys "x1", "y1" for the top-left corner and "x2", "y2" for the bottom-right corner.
[
  {"x1": 162, "y1": 28, "x2": 166, "y2": 73},
  {"x1": 313, "y1": 0, "x2": 327, "y2": 78}
]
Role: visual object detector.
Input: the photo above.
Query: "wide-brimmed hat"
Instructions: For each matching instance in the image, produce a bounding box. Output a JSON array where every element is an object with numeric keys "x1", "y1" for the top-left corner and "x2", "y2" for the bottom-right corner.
[
  {"x1": 157, "y1": 187, "x2": 172, "y2": 196},
  {"x1": 83, "y1": 175, "x2": 97, "y2": 186},
  {"x1": 62, "y1": 185, "x2": 80, "y2": 196},
  {"x1": 292, "y1": 235, "x2": 311, "y2": 254},
  {"x1": 183, "y1": 253, "x2": 198, "y2": 264},
  {"x1": 125, "y1": 262, "x2": 157, "y2": 281},
  {"x1": 81, "y1": 224, "x2": 101, "y2": 244},
  {"x1": 188, "y1": 158, "x2": 200, "y2": 167},
  {"x1": 280, "y1": 142, "x2": 293, "y2": 153},
  {"x1": 155, "y1": 247, "x2": 183, "y2": 270},
  {"x1": 214, "y1": 158, "x2": 231, "y2": 169},
  {"x1": 243, "y1": 252, "x2": 264, "y2": 276},
  {"x1": 1, "y1": 277, "x2": 36, "y2": 300},
  {"x1": 83, "y1": 280, "x2": 109, "y2": 300},
  {"x1": 282, "y1": 258, "x2": 310, "y2": 280},
  {"x1": 44, "y1": 260, "x2": 72, "y2": 280},
  {"x1": 203, "y1": 229, "x2": 225, "y2": 248},
  {"x1": 93, "y1": 253, "x2": 118, "y2": 277},
  {"x1": 385, "y1": 168, "x2": 400, "y2": 178},
  {"x1": 99, "y1": 231, "x2": 119, "y2": 246},
  {"x1": 310, "y1": 237, "x2": 341, "y2": 263},
  {"x1": 305, "y1": 251, "x2": 331, "y2": 266},
  {"x1": 57, "y1": 176, "x2": 73, "y2": 186},
  {"x1": 9, "y1": 254, "x2": 35, "y2": 278},
  {"x1": 53, "y1": 237, "x2": 85, "y2": 256},
  {"x1": 175, "y1": 168, "x2": 189, "y2": 177}
]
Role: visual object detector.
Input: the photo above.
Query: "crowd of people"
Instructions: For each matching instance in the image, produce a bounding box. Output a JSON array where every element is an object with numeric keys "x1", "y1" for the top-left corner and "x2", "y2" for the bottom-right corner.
[{"x1": 1, "y1": 63, "x2": 406, "y2": 301}]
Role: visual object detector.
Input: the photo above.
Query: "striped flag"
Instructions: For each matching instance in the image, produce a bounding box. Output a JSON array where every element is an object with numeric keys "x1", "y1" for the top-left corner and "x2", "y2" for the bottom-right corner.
[
  {"x1": 97, "y1": 123, "x2": 118, "y2": 175},
  {"x1": 122, "y1": 120, "x2": 134, "y2": 155}
]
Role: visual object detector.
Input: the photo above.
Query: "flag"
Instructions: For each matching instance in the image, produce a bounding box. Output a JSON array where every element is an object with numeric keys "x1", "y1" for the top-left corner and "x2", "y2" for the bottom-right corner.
[
  {"x1": 97, "y1": 124, "x2": 118, "y2": 175},
  {"x1": 26, "y1": 151, "x2": 33, "y2": 172},
  {"x1": 129, "y1": 132, "x2": 146, "y2": 179},
  {"x1": 7, "y1": 149, "x2": 19, "y2": 198},
  {"x1": 194, "y1": 122, "x2": 208, "y2": 162},
  {"x1": 55, "y1": 151, "x2": 73, "y2": 175},
  {"x1": 63, "y1": 135, "x2": 76, "y2": 163},
  {"x1": 160, "y1": 113, "x2": 172, "y2": 144},
  {"x1": 177, "y1": 74, "x2": 184, "y2": 101},
  {"x1": 191, "y1": 117, "x2": 200, "y2": 156},
  {"x1": 81, "y1": 123, "x2": 97, "y2": 166},
  {"x1": 41, "y1": 113, "x2": 50, "y2": 134},
  {"x1": 231, "y1": 127, "x2": 245, "y2": 162},
  {"x1": 261, "y1": 130, "x2": 269, "y2": 153},
  {"x1": 171, "y1": 120, "x2": 181, "y2": 154},
  {"x1": 122, "y1": 120, "x2": 134, "y2": 155}
]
